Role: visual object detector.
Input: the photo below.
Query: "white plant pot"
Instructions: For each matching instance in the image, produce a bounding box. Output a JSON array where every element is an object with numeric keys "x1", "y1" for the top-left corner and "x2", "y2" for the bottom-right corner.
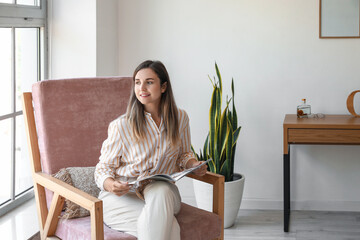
[{"x1": 193, "y1": 173, "x2": 245, "y2": 228}]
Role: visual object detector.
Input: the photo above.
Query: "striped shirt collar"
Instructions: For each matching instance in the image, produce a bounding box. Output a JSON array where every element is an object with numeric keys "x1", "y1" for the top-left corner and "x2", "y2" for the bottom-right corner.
[{"x1": 144, "y1": 111, "x2": 164, "y2": 132}]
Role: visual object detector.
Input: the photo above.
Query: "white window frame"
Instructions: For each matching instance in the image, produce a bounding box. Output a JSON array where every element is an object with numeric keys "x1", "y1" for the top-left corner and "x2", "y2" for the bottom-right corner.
[{"x1": 0, "y1": 0, "x2": 47, "y2": 216}]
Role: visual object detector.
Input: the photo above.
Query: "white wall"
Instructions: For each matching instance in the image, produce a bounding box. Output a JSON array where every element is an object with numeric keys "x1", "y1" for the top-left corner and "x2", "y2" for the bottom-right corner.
[
  {"x1": 96, "y1": 0, "x2": 119, "y2": 76},
  {"x1": 48, "y1": 0, "x2": 96, "y2": 78},
  {"x1": 117, "y1": 0, "x2": 360, "y2": 211},
  {"x1": 49, "y1": 0, "x2": 118, "y2": 79}
]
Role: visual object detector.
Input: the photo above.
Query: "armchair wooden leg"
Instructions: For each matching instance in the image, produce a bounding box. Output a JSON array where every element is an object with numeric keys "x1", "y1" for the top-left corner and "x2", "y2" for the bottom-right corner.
[
  {"x1": 91, "y1": 200, "x2": 104, "y2": 240},
  {"x1": 41, "y1": 193, "x2": 65, "y2": 239},
  {"x1": 34, "y1": 183, "x2": 48, "y2": 237}
]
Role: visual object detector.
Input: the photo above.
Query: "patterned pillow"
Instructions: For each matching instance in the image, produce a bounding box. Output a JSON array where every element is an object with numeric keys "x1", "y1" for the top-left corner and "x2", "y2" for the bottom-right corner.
[{"x1": 52, "y1": 166, "x2": 100, "y2": 219}]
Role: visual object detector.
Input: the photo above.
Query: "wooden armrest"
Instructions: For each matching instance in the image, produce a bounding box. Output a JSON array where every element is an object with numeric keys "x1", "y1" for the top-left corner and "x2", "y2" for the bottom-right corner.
[
  {"x1": 186, "y1": 171, "x2": 224, "y2": 240},
  {"x1": 33, "y1": 172, "x2": 104, "y2": 240},
  {"x1": 33, "y1": 172, "x2": 100, "y2": 210},
  {"x1": 187, "y1": 171, "x2": 224, "y2": 185}
]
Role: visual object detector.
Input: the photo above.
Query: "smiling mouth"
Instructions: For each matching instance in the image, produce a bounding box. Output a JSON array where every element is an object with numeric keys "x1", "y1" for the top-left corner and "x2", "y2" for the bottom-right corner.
[{"x1": 140, "y1": 93, "x2": 150, "y2": 97}]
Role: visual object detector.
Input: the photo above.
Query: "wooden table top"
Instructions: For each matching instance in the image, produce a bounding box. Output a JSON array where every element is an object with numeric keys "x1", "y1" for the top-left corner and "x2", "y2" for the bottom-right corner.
[{"x1": 284, "y1": 114, "x2": 360, "y2": 129}]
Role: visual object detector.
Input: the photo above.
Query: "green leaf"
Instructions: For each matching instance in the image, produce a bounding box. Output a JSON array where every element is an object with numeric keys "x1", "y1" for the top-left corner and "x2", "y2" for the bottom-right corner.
[
  {"x1": 231, "y1": 78, "x2": 234, "y2": 96},
  {"x1": 215, "y1": 62, "x2": 222, "y2": 94},
  {"x1": 218, "y1": 107, "x2": 229, "y2": 161},
  {"x1": 215, "y1": 85, "x2": 221, "y2": 127},
  {"x1": 208, "y1": 159, "x2": 216, "y2": 173},
  {"x1": 230, "y1": 127, "x2": 241, "y2": 176},
  {"x1": 220, "y1": 159, "x2": 231, "y2": 181},
  {"x1": 208, "y1": 75, "x2": 215, "y2": 88},
  {"x1": 232, "y1": 127, "x2": 241, "y2": 147},
  {"x1": 191, "y1": 145, "x2": 196, "y2": 154},
  {"x1": 191, "y1": 145, "x2": 198, "y2": 161},
  {"x1": 225, "y1": 118, "x2": 233, "y2": 165},
  {"x1": 214, "y1": 125, "x2": 220, "y2": 171},
  {"x1": 209, "y1": 87, "x2": 218, "y2": 160},
  {"x1": 203, "y1": 133, "x2": 209, "y2": 159},
  {"x1": 219, "y1": 133, "x2": 228, "y2": 166},
  {"x1": 231, "y1": 78, "x2": 238, "y2": 130},
  {"x1": 214, "y1": 85, "x2": 222, "y2": 172}
]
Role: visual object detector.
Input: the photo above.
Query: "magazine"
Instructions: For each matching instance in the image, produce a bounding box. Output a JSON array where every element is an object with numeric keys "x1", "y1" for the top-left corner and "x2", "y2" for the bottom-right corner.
[{"x1": 128, "y1": 159, "x2": 211, "y2": 186}]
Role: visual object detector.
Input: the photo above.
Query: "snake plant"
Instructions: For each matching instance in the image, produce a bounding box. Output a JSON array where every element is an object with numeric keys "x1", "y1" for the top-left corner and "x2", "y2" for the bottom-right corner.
[{"x1": 192, "y1": 63, "x2": 241, "y2": 182}]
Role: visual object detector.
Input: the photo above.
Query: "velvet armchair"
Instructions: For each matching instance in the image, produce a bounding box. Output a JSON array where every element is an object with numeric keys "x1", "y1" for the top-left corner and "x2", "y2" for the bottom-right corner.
[{"x1": 22, "y1": 77, "x2": 224, "y2": 240}]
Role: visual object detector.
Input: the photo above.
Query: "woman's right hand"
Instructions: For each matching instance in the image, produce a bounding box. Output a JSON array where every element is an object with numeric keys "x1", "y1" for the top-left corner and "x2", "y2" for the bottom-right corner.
[{"x1": 103, "y1": 177, "x2": 131, "y2": 196}]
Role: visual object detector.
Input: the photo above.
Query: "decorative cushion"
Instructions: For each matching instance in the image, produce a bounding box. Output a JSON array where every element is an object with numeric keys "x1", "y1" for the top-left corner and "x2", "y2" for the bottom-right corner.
[{"x1": 53, "y1": 166, "x2": 100, "y2": 219}]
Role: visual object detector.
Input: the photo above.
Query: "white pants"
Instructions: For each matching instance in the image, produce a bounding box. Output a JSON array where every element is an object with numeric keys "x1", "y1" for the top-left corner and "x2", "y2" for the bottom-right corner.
[{"x1": 99, "y1": 181, "x2": 181, "y2": 240}]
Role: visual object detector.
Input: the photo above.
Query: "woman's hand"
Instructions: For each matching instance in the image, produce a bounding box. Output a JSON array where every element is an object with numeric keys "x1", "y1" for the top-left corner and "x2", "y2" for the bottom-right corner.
[
  {"x1": 103, "y1": 177, "x2": 131, "y2": 196},
  {"x1": 186, "y1": 159, "x2": 207, "y2": 176}
]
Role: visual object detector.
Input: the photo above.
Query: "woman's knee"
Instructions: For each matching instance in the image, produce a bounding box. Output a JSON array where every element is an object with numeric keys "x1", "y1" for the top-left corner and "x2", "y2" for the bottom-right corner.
[
  {"x1": 143, "y1": 181, "x2": 182, "y2": 214},
  {"x1": 146, "y1": 181, "x2": 173, "y2": 196},
  {"x1": 144, "y1": 181, "x2": 181, "y2": 203}
]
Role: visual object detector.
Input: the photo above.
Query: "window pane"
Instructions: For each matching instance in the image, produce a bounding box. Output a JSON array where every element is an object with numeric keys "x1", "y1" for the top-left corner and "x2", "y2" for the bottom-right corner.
[
  {"x1": 16, "y1": 0, "x2": 38, "y2": 6},
  {"x1": 15, "y1": 115, "x2": 32, "y2": 195},
  {"x1": 0, "y1": 28, "x2": 12, "y2": 116},
  {"x1": 15, "y1": 28, "x2": 38, "y2": 112},
  {"x1": 0, "y1": 119, "x2": 12, "y2": 204},
  {"x1": 0, "y1": 0, "x2": 13, "y2": 3},
  {"x1": 40, "y1": 27, "x2": 45, "y2": 80}
]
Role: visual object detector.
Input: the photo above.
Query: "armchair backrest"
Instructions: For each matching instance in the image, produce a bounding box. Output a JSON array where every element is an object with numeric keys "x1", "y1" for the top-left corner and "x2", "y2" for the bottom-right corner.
[{"x1": 31, "y1": 77, "x2": 132, "y2": 174}]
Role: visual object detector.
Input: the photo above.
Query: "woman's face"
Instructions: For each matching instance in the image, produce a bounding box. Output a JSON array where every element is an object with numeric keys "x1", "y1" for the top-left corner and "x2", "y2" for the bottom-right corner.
[{"x1": 134, "y1": 68, "x2": 167, "y2": 112}]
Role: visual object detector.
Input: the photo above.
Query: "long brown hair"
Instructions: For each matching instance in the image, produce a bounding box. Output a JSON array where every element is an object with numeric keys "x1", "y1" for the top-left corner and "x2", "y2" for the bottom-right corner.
[{"x1": 126, "y1": 60, "x2": 180, "y2": 145}]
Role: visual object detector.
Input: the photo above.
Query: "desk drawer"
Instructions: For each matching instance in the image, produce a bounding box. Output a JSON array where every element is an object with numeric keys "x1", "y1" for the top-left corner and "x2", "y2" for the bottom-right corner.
[{"x1": 288, "y1": 129, "x2": 360, "y2": 144}]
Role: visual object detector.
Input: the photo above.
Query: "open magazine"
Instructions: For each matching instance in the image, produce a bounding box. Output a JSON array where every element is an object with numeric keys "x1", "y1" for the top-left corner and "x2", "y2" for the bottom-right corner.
[{"x1": 128, "y1": 159, "x2": 211, "y2": 186}]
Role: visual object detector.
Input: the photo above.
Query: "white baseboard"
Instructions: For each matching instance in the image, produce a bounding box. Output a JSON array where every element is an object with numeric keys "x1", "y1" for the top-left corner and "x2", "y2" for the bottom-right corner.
[
  {"x1": 291, "y1": 200, "x2": 360, "y2": 212},
  {"x1": 241, "y1": 199, "x2": 360, "y2": 212},
  {"x1": 183, "y1": 196, "x2": 360, "y2": 212}
]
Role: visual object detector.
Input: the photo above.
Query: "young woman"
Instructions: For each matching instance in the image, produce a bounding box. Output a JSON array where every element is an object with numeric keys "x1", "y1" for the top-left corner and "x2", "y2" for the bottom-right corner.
[{"x1": 94, "y1": 60, "x2": 207, "y2": 240}]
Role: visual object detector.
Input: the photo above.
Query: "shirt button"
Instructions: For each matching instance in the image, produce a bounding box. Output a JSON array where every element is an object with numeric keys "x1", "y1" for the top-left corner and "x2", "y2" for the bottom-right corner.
[{"x1": 157, "y1": 146, "x2": 160, "y2": 149}]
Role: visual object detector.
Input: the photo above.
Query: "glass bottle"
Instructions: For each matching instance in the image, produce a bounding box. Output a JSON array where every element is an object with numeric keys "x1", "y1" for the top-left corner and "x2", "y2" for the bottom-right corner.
[{"x1": 297, "y1": 99, "x2": 311, "y2": 118}]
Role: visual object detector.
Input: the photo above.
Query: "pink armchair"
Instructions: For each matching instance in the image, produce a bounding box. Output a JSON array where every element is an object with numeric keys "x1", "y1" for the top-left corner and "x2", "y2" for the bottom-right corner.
[{"x1": 23, "y1": 77, "x2": 224, "y2": 240}]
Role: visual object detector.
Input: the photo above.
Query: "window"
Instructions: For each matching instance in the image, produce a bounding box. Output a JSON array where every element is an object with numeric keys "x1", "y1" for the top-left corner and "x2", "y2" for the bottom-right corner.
[
  {"x1": 0, "y1": 0, "x2": 47, "y2": 215},
  {"x1": 0, "y1": 0, "x2": 39, "y2": 6}
]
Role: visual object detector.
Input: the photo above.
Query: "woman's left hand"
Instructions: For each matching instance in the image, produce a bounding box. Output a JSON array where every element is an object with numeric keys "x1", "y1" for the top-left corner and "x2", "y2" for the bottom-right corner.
[{"x1": 187, "y1": 160, "x2": 207, "y2": 176}]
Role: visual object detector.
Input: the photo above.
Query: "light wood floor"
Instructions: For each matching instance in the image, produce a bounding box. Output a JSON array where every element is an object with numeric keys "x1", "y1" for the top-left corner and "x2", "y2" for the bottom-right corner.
[{"x1": 226, "y1": 209, "x2": 360, "y2": 240}]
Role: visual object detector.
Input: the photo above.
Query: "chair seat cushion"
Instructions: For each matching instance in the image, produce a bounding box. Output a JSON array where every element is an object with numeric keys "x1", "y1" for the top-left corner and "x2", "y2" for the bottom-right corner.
[
  {"x1": 55, "y1": 203, "x2": 221, "y2": 240},
  {"x1": 178, "y1": 203, "x2": 222, "y2": 240},
  {"x1": 56, "y1": 217, "x2": 136, "y2": 240}
]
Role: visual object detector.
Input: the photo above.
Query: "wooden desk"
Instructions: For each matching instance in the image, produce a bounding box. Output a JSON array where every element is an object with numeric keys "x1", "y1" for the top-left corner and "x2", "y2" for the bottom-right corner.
[{"x1": 283, "y1": 114, "x2": 360, "y2": 232}]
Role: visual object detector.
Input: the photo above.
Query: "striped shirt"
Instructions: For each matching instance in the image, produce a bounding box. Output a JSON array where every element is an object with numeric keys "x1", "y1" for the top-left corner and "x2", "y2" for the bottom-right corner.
[{"x1": 95, "y1": 109, "x2": 195, "y2": 191}]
